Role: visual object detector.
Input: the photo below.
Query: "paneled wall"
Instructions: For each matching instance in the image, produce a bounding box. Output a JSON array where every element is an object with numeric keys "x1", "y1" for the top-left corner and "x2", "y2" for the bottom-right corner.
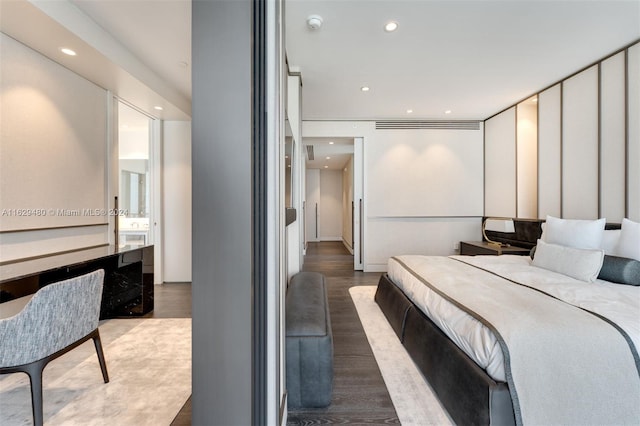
[
  {"x1": 0, "y1": 33, "x2": 110, "y2": 261},
  {"x1": 485, "y1": 41, "x2": 639, "y2": 222}
]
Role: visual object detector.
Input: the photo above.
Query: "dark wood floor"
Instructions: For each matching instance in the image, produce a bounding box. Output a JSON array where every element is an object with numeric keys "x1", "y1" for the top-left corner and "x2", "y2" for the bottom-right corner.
[
  {"x1": 287, "y1": 241, "x2": 399, "y2": 424},
  {"x1": 166, "y1": 241, "x2": 398, "y2": 425}
]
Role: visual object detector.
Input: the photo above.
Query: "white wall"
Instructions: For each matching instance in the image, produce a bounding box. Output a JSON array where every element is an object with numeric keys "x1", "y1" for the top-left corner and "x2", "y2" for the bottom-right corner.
[
  {"x1": 342, "y1": 156, "x2": 354, "y2": 252},
  {"x1": 0, "y1": 33, "x2": 109, "y2": 261},
  {"x1": 486, "y1": 42, "x2": 638, "y2": 222},
  {"x1": 162, "y1": 121, "x2": 192, "y2": 282},
  {"x1": 485, "y1": 107, "x2": 516, "y2": 217},
  {"x1": 319, "y1": 169, "x2": 343, "y2": 241},
  {"x1": 303, "y1": 121, "x2": 484, "y2": 272},
  {"x1": 516, "y1": 101, "x2": 538, "y2": 219},
  {"x1": 628, "y1": 43, "x2": 640, "y2": 221},
  {"x1": 305, "y1": 169, "x2": 320, "y2": 242}
]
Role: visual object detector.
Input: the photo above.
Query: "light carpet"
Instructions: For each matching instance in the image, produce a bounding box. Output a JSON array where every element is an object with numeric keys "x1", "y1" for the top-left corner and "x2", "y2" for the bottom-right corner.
[
  {"x1": 349, "y1": 286, "x2": 454, "y2": 426},
  {"x1": 0, "y1": 318, "x2": 191, "y2": 425}
]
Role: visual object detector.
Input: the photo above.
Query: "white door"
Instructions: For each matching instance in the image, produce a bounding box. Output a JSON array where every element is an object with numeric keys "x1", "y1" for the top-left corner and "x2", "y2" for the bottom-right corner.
[
  {"x1": 305, "y1": 169, "x2": 320, "y2": 242},
  {"x1": 353, "y1": 137, "x2": 364, "y2": 270}
]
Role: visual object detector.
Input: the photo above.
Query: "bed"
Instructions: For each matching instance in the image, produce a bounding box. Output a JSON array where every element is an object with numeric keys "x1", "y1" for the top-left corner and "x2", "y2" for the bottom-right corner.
[{"x1": 374, "y1": 218, "x2": 640, "y2": 426}]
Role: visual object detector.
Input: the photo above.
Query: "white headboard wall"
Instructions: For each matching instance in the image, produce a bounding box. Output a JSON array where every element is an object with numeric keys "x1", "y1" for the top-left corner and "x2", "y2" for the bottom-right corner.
[
  {"x1": 0, "y1": 33, "x2": 108, "y2": 232},
  {"x1": 484, "y1": 40, "x2": 640, "y2": 222}
]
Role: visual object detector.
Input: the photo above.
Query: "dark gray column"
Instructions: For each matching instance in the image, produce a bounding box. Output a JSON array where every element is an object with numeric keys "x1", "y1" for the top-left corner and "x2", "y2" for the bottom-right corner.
[{"x1": 192, "y1": 1, "x2": 253, "y2": 424}]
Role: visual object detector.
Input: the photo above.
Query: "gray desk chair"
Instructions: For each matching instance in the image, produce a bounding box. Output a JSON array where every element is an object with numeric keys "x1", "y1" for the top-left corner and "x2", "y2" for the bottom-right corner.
[{"x1": 0, "y1": 269, "x2": 109, "y2": 426}]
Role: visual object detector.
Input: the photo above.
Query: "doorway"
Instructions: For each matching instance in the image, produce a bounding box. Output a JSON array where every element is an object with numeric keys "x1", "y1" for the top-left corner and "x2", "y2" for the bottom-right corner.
[
  {"x1": 303, "y1": 137, "x2": 363, "y2": 270},
  {"x1": 116, "y1": 101, "x2": 162, "y2": 282}
]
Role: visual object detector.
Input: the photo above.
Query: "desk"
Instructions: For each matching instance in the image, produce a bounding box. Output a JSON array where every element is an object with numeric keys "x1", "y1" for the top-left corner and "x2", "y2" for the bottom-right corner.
[
  {"x1": 0, "y1": 245, "x2": 153, "y2": 319},
  {"x1": 460, "y1": 241, "x2": 531, "y2": 256}
]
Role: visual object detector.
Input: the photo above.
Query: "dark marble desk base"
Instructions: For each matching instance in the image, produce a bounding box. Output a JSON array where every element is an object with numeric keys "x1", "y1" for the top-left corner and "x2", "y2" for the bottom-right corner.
[{"x1": 0, "y1": 245, "x2": 153, "y2": 319}]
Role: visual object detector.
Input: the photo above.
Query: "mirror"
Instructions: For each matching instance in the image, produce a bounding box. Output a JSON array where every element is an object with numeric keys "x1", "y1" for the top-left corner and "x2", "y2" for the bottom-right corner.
[
  {"x1": 285, "y1": 119, "x2": 294, "y2": 208},
  {"x1": 120, "y1": 169, "x2": 147, "y2": 217}
]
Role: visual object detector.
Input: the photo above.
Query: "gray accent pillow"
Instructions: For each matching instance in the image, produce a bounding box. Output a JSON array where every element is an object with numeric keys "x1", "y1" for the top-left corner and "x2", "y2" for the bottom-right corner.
[{"x1": 598, "y1": 255, "x2": 640, "y2": 286}]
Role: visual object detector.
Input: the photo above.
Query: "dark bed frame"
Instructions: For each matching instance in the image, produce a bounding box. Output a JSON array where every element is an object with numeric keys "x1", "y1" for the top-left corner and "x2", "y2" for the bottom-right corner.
[
  {"x1": 375, "y1": 273, "x2": 515, "y2": 425},
  {"x1": 374, "y1": 218, "x2": 622, "y2": 425},
  {"x1": 374, "y1": 219, "x2": 540, "y2": 425}
]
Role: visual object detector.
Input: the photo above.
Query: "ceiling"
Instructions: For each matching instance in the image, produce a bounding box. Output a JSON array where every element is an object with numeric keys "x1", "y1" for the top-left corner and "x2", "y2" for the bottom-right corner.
[
  {"x1": 285, "y1": 0, "x2": 640, "y2": 121},
  {"x1": 1, "y1": 1, "x2": 638, "y2": 146}
]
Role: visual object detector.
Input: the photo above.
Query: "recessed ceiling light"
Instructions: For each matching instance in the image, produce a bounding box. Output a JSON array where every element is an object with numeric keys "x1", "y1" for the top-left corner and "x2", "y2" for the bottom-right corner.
[
  {"x1": 326, "y1": 156, "x2": 331, "y2": 160},
  {"x1": 154, "y1": 106, "x2": 163, "y2": 111},
  {"x1": 444, "y1": 110, "x2": 452, "y2": 114},
  {"x1": 324, "y1": 165, "x2": 329, "y2": 169},
  {"x1": 384, "y1": 21, "x2": 399, "y2": 32},
  {"x1": 361, "y1": 86, "x2": 370, "y2": 92},
  {"x1": 329, "y1": 141, "x2": 334, "y2": 145},
  {"x1": 406, "y1": 109, "x2": 413, "y2": 114},
  {"x1": 61, "y1": 48, "x2": 76, "y2": 56}
]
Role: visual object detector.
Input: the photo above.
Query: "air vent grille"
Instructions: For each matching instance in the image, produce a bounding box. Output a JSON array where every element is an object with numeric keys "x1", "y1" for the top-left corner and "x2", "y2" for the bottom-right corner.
[
  {"x1": 305, "y1": 145, "x2": 314, "y2": 160},
  {"x1": 375, "y1": 120, "x2": 480, "y2": 130}
]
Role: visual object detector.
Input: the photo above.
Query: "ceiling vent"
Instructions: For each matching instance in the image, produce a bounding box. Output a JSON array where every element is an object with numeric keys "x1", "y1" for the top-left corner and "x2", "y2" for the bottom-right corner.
[
  {"x1": 305, "y1": 145, "x2": 315, "y2": 160},
  {"x1": 375, "y1": 120, "x2": 480, "y2": 130}
]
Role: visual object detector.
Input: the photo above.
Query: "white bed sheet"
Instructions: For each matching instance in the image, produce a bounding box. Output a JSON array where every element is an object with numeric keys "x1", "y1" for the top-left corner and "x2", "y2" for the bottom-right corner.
[{"x1": 387, "y1": 254, "x2": 640, "y2": 383}]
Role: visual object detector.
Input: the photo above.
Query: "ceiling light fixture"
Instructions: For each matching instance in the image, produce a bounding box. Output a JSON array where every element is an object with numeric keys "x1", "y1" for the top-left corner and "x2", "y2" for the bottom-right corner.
[
  {"x1": 154, "y1": 106, "x2": 164, "y2": 111},
  {"x1": 326, "y1": 156, "x2": 331, "y2": 160},
  {"x1": 61, "y1": 48, "x2": 76, "y2": 56},
  {"x1": 329, "y1": 141, "x2": 334, "y2": 145},
  {"x1": 324, "y1": 165, "x2": 329, "y2": 169},
  {"x1": 445, "y1": 110, "x2": 452, "y2": 114},
  {"x1": 307, "y1": 15, "x2": 323, "y2": 30},
  {"x1": 384, "y1": 21, "x2": 399, "y2": 32},
  {"x1": 406, "y1": 109, "x2": 413, "y2": 114},
  {"x1": 361, "y1": 86, "x2": 370, "y2": 92}
]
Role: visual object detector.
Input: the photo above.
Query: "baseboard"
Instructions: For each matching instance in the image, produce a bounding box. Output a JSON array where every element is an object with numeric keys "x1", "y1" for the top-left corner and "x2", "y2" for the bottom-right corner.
[{"x1": 342, "y1": 239, "x2": 354, "y2": 255}]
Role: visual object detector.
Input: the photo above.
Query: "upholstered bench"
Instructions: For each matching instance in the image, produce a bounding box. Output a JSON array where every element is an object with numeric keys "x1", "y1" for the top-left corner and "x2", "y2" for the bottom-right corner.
[{"x1": 286, "y1": 271, "x2": 333, "y2": 408}]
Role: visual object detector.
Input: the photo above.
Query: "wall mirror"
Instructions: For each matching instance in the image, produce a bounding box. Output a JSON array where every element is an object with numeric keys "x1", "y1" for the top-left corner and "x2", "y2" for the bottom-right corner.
[{"x1": 285, "y1": 118, "x2": 294, "y2": 208}]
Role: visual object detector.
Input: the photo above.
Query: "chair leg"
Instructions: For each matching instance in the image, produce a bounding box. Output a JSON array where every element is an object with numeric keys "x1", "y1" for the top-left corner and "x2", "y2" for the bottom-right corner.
[
  {"x1": 24, "y1": 361, "x2": 46, "y2": 426},
  {"x1": 92, "y1": 329, "x2": 109, "y2": 383}
]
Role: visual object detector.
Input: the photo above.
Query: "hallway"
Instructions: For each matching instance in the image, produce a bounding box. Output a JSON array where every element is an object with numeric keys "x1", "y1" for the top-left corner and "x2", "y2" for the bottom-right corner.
[{"x1": 287, "y1": 241, "x2": 399, "y2": 424}]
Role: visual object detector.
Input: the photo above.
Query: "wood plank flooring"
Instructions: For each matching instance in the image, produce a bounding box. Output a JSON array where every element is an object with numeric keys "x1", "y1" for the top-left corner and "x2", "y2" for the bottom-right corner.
[
  {"x1": 287, "y1": 242, "x2": 399, "y2": 425},
  {"x1": 167, "y1": 241, "x2": 399, "y2": 425}
]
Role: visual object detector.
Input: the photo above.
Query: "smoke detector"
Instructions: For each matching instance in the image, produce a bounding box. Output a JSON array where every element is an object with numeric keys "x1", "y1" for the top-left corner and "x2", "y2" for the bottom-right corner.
[{"x1": 306, "y1": 15, "x2": 323, "y2": 30}]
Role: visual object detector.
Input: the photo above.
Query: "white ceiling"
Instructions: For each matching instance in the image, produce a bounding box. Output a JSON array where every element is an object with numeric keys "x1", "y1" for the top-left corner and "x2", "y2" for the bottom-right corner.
[
  {"x1": 286, "y1": 0, "x2": 640, "y2": 121},
  {"x1": 70, "y1": 0, "x2": 192, "y2": 101},
  {"x1": 2, "y1": 1, "x2": 638, "y2": 138}
]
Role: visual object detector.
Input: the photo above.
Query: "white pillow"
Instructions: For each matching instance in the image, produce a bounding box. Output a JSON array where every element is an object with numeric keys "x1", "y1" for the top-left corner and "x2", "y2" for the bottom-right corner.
[
  {"x1": 601, "y1": 229, "x2": 621, "y2": 255},
  {"x1": 616, "y1": 218, "x2": 640, "y2": 261},
  {"x1": 541, "y1": 215, "x2": 606, "y2": 249},
  {"x1": 532, "y1": 239, "x2": 604, "y2": 282}
]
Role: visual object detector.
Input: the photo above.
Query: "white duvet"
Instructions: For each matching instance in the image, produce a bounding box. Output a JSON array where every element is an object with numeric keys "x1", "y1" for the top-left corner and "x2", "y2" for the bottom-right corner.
[{"x1": 387, "y1": 254, "x2": 640, "y2": 383}]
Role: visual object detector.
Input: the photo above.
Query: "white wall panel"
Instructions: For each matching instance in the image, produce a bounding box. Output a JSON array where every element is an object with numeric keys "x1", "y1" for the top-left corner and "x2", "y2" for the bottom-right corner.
[
  {"x1": 305, "y1": 169, "x2": 320, "y2": 242},
  {"x1": 562, "y1": 66, "x2": 599, "y2": 219},
  {"x1": 628, "y1": 43, "x2": 640, "y2": 221},
  {"x1": 600, "y1": 52, "x2": 627, "y2": 222},
  {"x1": 366, "y1": 217, "x2": 481, "y2": 271},
  {"x1": 538, "y1": 84, "x2": 562, "y2": 218},
  {"x1": 162, "y1": 121, "x2": 192, "y2": 282},
  {"x1": 485, "y1": 107, "x2": 516, "y2": 217},
  {"x1": 319, "y1": 169, "x2": 343, "y2": 240},
  {"x1": 368, "y1": 128, "x2": 483, "y2": 217},
  {"x1": 517, "y1": 101, "x2": 538, "y2": 219},
  {"x1": 0, "y1": 225, "x2": 108, "y2": 263},
  {"x1": 0, "y1": 34, "x2": 107, "y2": 231}
]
